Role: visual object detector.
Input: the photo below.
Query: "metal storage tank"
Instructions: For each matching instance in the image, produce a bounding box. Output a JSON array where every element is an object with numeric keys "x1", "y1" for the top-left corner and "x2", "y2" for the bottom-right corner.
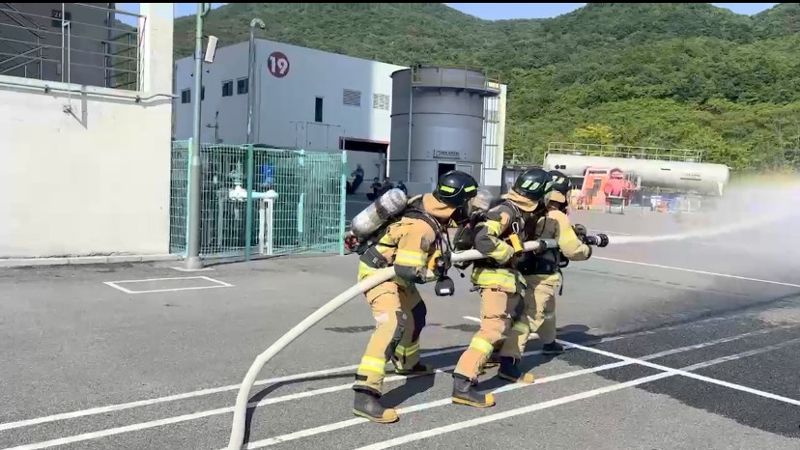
[
  {"x1": 389, "y1": 65, "x2": 500, "y2": 193},
  {"x1": 543, "y1": 153, "x2": 731, "y2": 196}
]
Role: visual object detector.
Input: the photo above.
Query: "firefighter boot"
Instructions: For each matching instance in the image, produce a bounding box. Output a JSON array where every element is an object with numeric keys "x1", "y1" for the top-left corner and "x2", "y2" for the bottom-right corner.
[
  {"x1": 542, "y1": 341, "x2": 565, "y2": 355},
  {"x1": 497, "y1": 357, "x2": 536, "y2": 384},
  {"x1": 395, "y1": 362, "x2": 435, "y2": 377},
  {"x1": 353, "y1": 389, "x2": 399, "y2": 424},
  {"x1": 478, "y1": 352, "x2": 501, "y2": 375},
  {"x1": 485, "y1": 351, "x2": 501, "y2": 367},
  {"x1": 452, "y1": 374, "x2": 495, "y2": 408}
]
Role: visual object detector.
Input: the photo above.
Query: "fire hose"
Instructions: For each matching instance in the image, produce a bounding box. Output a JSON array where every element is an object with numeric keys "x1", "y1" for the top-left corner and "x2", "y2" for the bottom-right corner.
[{"x1": 225, "y1": 236, "x2": 608, "y2": 449}]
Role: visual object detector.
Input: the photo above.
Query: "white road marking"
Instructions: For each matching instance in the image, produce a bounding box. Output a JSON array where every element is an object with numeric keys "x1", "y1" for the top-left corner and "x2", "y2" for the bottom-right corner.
[
  {"x1": 3, "y1": 306, "x2": 783, "y2": 438},
  {"x1": 170, "y1": 266, "x2": 215, "y2": 272},
  {"x1": 594, "y1": 256, "x2": 800, "y2": 289},
  {"x1": 243, "y1": 360, "x2": 632, "y2": 448},
  {"x1": 558, "y1": 338, "x2": 800, "y2": 406},
  {"x1": 7, "y1": 327, "x2": 795, "y2": 450},
  {"x1": 355, "y1": 373, "x2": 673, "y2": 450},
  {"x1": 241, "y1": 327, "x2": 797, "y2": 449},
  {"x1": 354, "y1": 337, "x2": 800, "y2": 450},
  {"x1": 103, "y1": 276, "x2": 234, "y2": 294},
  {"x1": 0, "y1": 345, "x2": 467, "y2": 433}
]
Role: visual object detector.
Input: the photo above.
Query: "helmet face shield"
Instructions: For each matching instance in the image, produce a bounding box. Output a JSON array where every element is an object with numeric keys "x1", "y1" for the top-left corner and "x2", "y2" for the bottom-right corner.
[
  {"x1": 513, "y1": 168, "x2": 551, "y2": 201},
  {"x1": 549, "y1": 170, "x2": 570, "y2": 195},
  {"x1": 434, "y1": 170, "x2": 479, "y2": 208}
]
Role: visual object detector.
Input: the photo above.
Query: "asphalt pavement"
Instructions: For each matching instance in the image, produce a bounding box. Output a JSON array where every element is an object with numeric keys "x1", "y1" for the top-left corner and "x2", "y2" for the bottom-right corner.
[{"x1": 1, "y1": 204, "x2": 799, "y2": 449}]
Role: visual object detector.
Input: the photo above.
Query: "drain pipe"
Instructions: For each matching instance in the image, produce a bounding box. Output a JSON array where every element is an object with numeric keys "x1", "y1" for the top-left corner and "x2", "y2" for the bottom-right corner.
[{"x1": 226, "y1": 238, "x2": 559, "y2": 449}]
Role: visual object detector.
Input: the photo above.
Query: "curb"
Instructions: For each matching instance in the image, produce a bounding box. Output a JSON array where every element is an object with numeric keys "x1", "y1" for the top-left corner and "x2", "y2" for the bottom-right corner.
[{"x1": 0, "y1": 254, "x2": 181, "y2": 268}]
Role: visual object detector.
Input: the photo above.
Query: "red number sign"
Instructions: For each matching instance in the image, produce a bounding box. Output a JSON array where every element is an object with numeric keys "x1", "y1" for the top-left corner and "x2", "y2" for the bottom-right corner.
[{"x1": 267, "y1": 52, "x2": 290, "y2": 78}]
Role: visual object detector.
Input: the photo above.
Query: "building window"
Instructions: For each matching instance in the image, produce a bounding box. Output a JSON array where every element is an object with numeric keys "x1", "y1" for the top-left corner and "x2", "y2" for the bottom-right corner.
[
  {"x1": 201, "y1": 86, "x2": 205, "y2": 101},
  {"x1": 222, "y1": 80, "x2": 233, "y2": 97},
  {"x1": 181, "y1": 89, "x2": 191, "y2": 104},
  {"x1": 373, "y1": 93, "x2": 390, "y2": 110},
  {"x1": 315, "y1": 97, "x2": 323, "y2": 123},
  {"x1": 343, "y1": 89, "x2": 361, "y2": 107},
  {"x1": 237, "y1": 77, "x2": 248, "y2": 95}
]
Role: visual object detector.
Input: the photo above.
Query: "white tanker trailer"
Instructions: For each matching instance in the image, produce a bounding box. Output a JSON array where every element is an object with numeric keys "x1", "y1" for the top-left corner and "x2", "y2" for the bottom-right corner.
[{"x1": 543, "y1": 153, "x2": 730, "y2": 196}]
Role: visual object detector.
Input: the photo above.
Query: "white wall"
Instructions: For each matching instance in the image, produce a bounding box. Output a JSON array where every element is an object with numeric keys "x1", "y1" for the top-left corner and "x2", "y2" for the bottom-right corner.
[
  {"x1": 173, "y1": 39, "x2": 508, "y2": 191},
  {"x1": 0, "y1": 3, "x2": 174, "y2": 258},
  {"x1": 174, "y1": 39, "x2": 404, "y2": 149}
]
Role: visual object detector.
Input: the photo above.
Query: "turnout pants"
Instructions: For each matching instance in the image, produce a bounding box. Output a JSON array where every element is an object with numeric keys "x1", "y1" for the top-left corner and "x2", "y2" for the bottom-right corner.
[
  {"x1": 454, "y1": 288, "x2": 527, "y2": 380},
  {"x1": 354, "y1": 280, "x2": 427, "y2": 395},
  {"x1": 517, "y1": 278, "x2": 558, "y2": 353}
]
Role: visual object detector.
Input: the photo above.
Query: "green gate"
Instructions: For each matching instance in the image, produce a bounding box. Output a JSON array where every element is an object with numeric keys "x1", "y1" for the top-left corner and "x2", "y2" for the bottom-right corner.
[{"x1": 169, "y1": 140, "x2": 346, "y2": 259}]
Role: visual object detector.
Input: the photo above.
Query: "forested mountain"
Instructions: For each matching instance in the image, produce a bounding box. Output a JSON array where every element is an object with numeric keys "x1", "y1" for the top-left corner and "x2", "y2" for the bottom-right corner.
[{"x1": 173, "y1": 3, "x2": 800, "y2": 170}]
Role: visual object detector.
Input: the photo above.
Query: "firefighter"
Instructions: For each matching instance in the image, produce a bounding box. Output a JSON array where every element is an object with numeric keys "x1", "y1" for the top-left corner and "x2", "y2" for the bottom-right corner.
[
  {"x1": 451, "y1": 168, "x2": 552, "y2": 408},
  {"x1": 514, "y1": 170, "x2": 601, "y2": 355},
  {"x1": 353, "y1": 170, "x2": 478, "y2": 423}
]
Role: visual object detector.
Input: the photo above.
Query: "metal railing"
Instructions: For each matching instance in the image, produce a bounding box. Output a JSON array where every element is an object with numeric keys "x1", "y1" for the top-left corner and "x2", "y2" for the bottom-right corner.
[
  {"x1": 0, "y1": 3, "x2": 143, "y2": 90},
  {"x1": 546, "y1": 142, "x2": 706, "y2": 163},
  {"x1": 410, "y1": 64, "x2": 501, "y2": 94},
  {"x1": 170, "y1": 141, "x2": 348, "y2": 260}
]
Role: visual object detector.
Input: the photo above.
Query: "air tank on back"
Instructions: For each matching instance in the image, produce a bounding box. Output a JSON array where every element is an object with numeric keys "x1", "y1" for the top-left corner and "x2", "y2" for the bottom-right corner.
[{"x1": 390, "y1": 65, "x2": 500, "y2": 194}]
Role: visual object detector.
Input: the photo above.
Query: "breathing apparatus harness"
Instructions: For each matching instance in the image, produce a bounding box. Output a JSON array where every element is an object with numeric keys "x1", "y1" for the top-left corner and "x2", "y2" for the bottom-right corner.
[{"x1": 355, "y1": 196, "x2": 456, "y2": 296}]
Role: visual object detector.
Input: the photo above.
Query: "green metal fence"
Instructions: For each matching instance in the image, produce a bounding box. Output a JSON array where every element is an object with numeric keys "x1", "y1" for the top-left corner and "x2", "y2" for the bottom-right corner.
[{"x1": 169, "y1": 140, "x2": 346, "y2": 259}]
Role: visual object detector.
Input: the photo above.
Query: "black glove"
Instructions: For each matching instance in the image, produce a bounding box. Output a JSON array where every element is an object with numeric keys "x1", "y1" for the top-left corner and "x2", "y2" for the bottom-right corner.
[
  {"x1": 597, "y1": 233, "x2": 609, "y2": 248},
  {"x1": 573, "y1": 224, "x2": 587, "y2": 239},
  {"x1": 433, "y1": 251, "x2": 452, "y2": 279}
]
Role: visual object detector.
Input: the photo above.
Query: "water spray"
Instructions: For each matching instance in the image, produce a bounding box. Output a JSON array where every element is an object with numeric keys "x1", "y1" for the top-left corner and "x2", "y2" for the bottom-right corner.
[{"x1": 608, "y1": 210, "x2": 793, "y2": 245}]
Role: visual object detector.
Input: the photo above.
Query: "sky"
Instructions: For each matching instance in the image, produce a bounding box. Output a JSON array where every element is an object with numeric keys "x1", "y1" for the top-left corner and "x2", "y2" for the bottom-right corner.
[{"x1": 115, "y1": 3, "x2": 778, "y2": 22}]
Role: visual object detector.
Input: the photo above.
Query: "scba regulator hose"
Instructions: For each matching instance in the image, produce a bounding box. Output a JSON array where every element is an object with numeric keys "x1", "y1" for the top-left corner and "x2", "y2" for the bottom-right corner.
[{"x1": 226, "y1": 239, "x2": 560, "y2": 449}]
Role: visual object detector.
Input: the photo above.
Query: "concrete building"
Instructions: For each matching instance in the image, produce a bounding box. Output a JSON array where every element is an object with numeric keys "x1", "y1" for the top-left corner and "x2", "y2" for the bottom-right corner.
[
  {"x1": 0, "y1": 3, "x2": 139, "y2": 89},
  {"x1": 173, "y1": 39, "x2": 506, "y2": 194},
  {"x1": 0, "y1": 3, "x2": 174, "y2": 258}
]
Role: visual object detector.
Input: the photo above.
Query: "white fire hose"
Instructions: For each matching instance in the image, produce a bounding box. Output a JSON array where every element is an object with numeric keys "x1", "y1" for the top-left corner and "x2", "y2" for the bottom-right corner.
[{"x1": 225, "y1": 238, "x2": 558, "y2": 449}]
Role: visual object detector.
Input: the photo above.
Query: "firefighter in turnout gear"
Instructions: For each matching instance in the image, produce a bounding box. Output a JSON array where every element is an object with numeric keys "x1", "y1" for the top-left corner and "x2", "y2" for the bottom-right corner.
[
  {"x1": 514, "y1": 170, "x2": 595, "y2": 355},
  {"x1": 451, "y1": 168, "x2": 552, "y2": 408},
  {"x1": 353, "y1": 170, "x2": 478, "y2": 423}
]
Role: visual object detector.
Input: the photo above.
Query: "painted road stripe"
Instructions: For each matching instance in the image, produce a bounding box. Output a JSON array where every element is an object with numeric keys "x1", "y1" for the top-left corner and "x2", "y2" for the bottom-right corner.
[
  {"x1": 103, "y1": 276, "x2": 234, "y2": 294},
  {"x1": 6, "y1": 329, "x2": 795, "y2": 450},
  {"x1": 248, "y1": 334, "x2": 800, "y2": 449},
  {"x1": 594, "y1": 256, "x2": 800, "y2": 289},
  {"x1": 561, "y1": 338, "x2": 800, "y2": 406},
  {"x1": 0, "y1": 345, "x2": 463, "y2": 433},
  {"x1": 353, "y1": 337, "x2": 800, "y2": 450},
  {"x1": 0, "y1": 306, "x2": 770, "y2": 435}
]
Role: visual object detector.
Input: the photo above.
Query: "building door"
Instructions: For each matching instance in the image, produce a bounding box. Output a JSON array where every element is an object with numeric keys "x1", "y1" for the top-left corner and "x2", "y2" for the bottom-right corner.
[{"x1": 438, "y1": 162, "x2": 456, "y2": 178}]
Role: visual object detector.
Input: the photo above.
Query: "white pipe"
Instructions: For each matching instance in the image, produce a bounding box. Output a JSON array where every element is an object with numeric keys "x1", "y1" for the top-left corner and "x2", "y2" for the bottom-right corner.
[{"x1": 226, "y1": 238, "x2": 558, "y2": 449}]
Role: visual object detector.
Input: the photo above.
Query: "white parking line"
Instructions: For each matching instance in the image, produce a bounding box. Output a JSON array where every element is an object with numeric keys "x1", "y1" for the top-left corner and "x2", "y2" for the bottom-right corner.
[
  {"x1": 0, "y1": 345, "x2": 465, "y2": 433},
  {"x1": 593, "y1": 257, "x2": 800, "y2": 289},
  {"x1": 559, "y1": 338, "x2": 800, "y2": 406},
  {"x1": 1, "y1": 311, "x2": 693, "y2": 435},
  {"x1": 103, "y1": 276, "x2": 234, "y2": 294},
  {"x1": 354, "y1": 337, "x2": 800, "y2": 450},
  {"x1": 244, "y1": 360, "x2": 633, "y2": 449},
  {"x1": 355, "y1": 373, "x2": 673, "y2": 450},
  {"x1": 248, "y1": 334, "x2": 800, "y2": 449},
  {"x1": 5, "y1": 327, "x2": 795, "y2": 450}
]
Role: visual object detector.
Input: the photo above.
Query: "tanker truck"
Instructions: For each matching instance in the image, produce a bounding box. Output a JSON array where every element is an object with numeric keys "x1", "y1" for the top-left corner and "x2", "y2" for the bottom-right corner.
[{"x1": 543, "y1": 153, "x2": 730, "y2": 197}]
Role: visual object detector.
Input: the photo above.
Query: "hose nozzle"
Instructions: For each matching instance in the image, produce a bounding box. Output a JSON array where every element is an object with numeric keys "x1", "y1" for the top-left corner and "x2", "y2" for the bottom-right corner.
[{"x1": 585, "y1": 233, "x2": 609, "y2": 248}]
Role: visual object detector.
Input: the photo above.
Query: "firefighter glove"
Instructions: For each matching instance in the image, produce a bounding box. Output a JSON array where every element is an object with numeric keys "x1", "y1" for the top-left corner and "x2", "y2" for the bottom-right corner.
[{"x1": 573, "y1": 224, "x2": 587, "y2": 239}]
